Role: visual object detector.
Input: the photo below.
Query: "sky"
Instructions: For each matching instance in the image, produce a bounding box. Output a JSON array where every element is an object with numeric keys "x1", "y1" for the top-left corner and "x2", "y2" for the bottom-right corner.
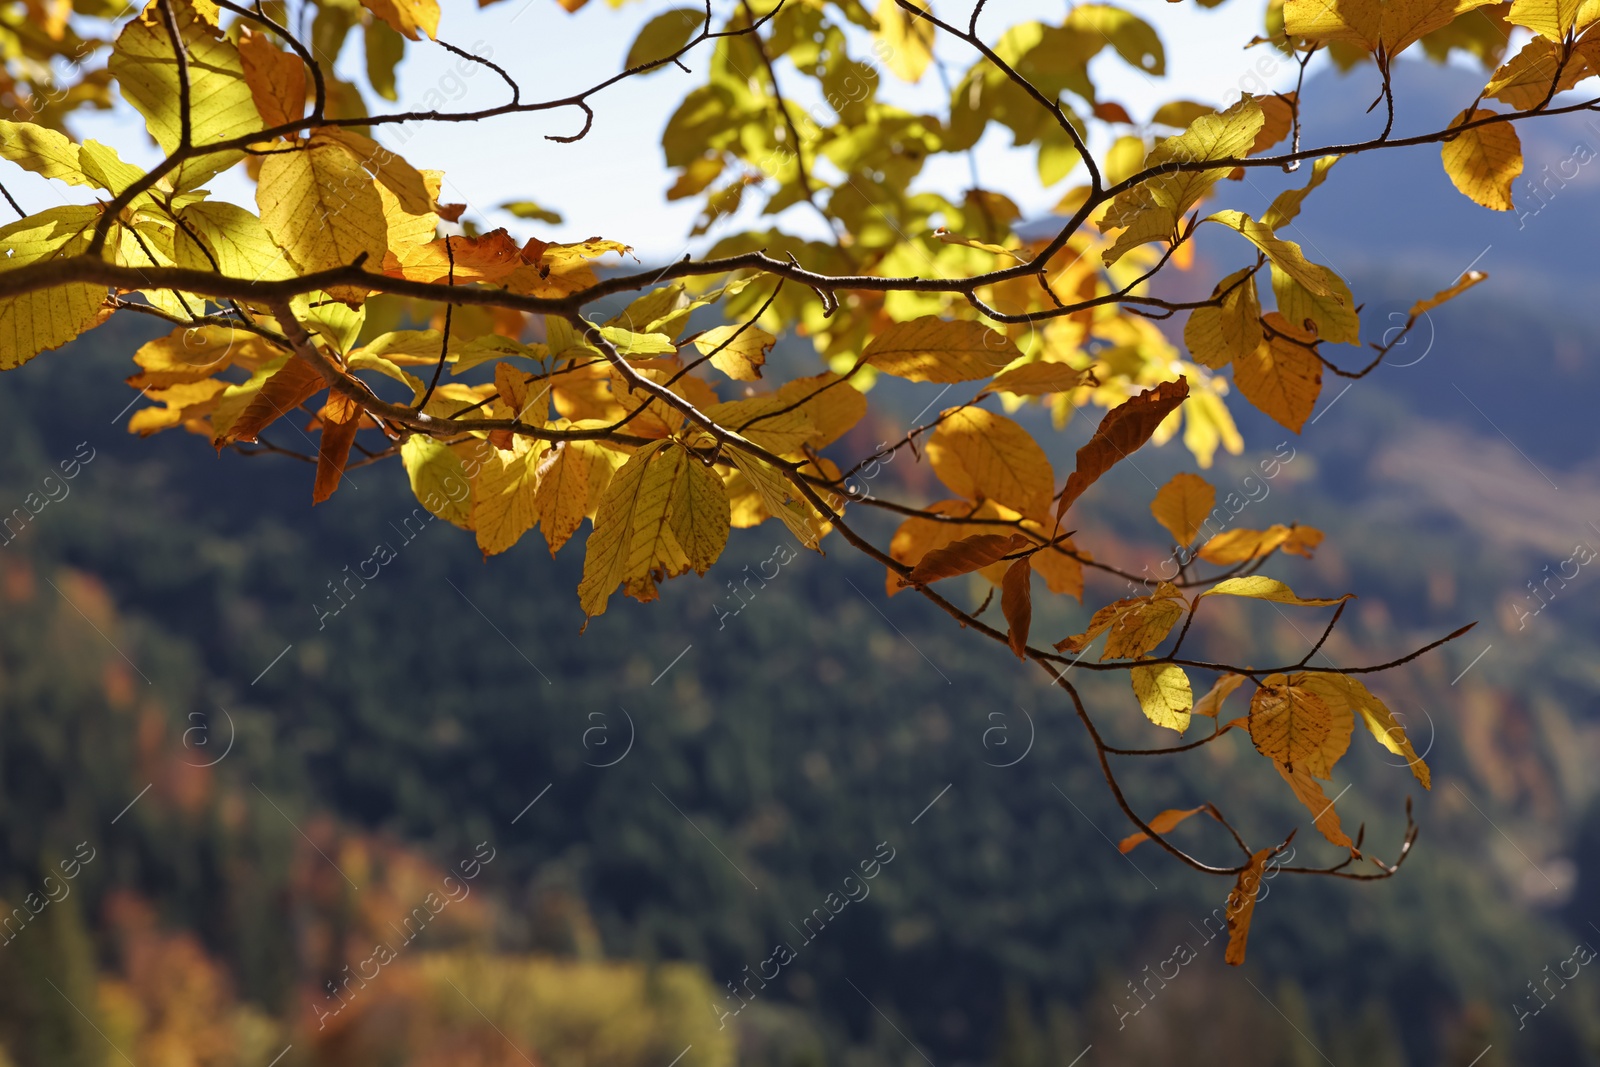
[{"x1": 1, "y1": 0, "x2": 1326, "y2": 260}]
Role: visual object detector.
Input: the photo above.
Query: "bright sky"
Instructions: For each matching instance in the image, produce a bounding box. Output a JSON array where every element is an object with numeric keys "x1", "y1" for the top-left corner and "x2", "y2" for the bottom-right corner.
[{"x1": 33, "y1": 0, "x2": 1303, "y2": 259}]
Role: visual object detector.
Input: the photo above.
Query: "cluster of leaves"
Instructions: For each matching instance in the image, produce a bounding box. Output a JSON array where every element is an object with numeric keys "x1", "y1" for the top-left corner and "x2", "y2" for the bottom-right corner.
[{"x1": 1, "y1": 0, "x2": 1595, "y2": 960}]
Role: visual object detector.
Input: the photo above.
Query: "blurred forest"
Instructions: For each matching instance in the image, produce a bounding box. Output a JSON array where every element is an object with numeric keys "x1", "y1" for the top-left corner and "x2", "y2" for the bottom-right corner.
[{"x1": 4, "y1": 210, "x2": 1600, "y2": 1066}]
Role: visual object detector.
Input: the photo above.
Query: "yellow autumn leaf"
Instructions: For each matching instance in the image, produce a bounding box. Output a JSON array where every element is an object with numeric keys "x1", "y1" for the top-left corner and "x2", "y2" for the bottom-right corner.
[
  {"x1": 0, "y1": 205, "x2": 107, "y2": 370},
  {"x1": 704, "y1": 395, "x2": 815, "y2": 454},
  {"x1": 534, "y1": 438, "x2": 614, "y2": 556},
  {"x1": 1205, "y1": 210, "x2": 1333, "y2": 295},
  {"x1": 925, "y1": 407, "x2": 1055, "y2": 520},
  {"x1": 474, "y1": 438, "x2": 545, "y2": 557},
  {"x1": 577, "y1": 441, "x2": 685, "y2": 620},
  {"x1": 981, "y1": 361, "x2": 1090, "y2": 398},
  {"x1": 1274, "y1": 671, "x2": 1356, "y2": 779},
  {"x1": 1248, "y1": 682, "x2": 1333, "y2": 769},
  {"x1": 874, "y1": 0, "x2": 935, "y2": 82},
  {"x1": 695, "y1": 323, "x2": 775, "y2": 381},
  {"x1": 865, "y1": 316, "x2": 1022, "y2": 383},
  {"x1": 1508, "y1": 0, "x2": 1596, "y2": 37},
  {"x1": 1131, "y1": 663, "x2": 1193, "y2": 732},
  {"x1": 1284, "y1": 0, "x2": 1497, "y2": 56},
  {"x1": 0, "y1": 120, "x2": 95, "y2": 187},
  {"x1": 316, "y1": 127, "x2": 435, "y2": 217},
  {"x1": 1409, "y1": 270, "x2": 1487, "y2": 318},
  {"x1": 1118, "y1": 805, "x2": 1213, "y2": 853},
  {"x1": 1182, "y1": 383, "x2": 1246, "y2": 471},
  {"x1": 359, "y1": 0, "x2": 439, "y2": 41},
  {"x1": 1055, "y1": 585, "x2": 1186, "y2": 661},
  {"x1": 1233, "y1": 314, "x2": 1323, "y2": 433},
  {"x1": 1200, "y1": 576, "x2": 1354, "y2": 606},
  {"x1": 1275, "y1": 761, "x2": 1356, "y2": 850},
  {"x1": 1485, "y1": 38, "x2": 1589, "y2": 109},
  {"x1": 256, "y1": 135, "x2": 389, "y2": 293},
  {"x1": 237, "y1": 26, "x2": 306, "y2": 130},
  {"x1": 885, "y1": 499, "x2": 1018, "y2": 595},
  {"x1": 1194, "y1": 673, "x2": 1247, "y2": 718},
  {"x1": 1225, "y1": 848, "x2": 1273, "y2": 966},
  {"x1": 1262, "y1": 155, "x2": 1339, "y2": 231},
  {"x1": 128, "y1": 380, "x2": 229, "y2": 434},
  {"x1": 764, "y1": 372, "x2": 866, "y2": 448},
  {"x1": 1197, "y1": 523, "x2": 1323, "y2": 564},
  {"x1": 400, "y1": 435, "x2": 474, "y2": 529},
  {"x1": 110, "y1": 0, "x2": 262, "y2": 191},
  {"x1": 1184, "y1": 268, "x2": 1262, "y2": 370},
  {"x1": 1027, "y1": 533, "x2": 1085, "y2": 601},
  {"x1": 1273, "y1": 261, "x2": 1362, "y2": 346},
  {"x1": 669, "y1": 453, "x2": 731, "y2": 575},
  {"x1": 1298, "y1": 671, "x2": 1430, "y2": 788},
  {"x1": 1101, "y1": 98, "x2": 1265, "y2": 265},
  {"x1": 174, "y1": 202, "x2": 294, "y2": 280},
  {"x1": 1442, "y1": 108, "x2": 1522, "y2": 211},
  {"x1": 726, "y1": 446, "x2": 822, "y2": 549},
  {"x1": 1150, "y1": 472, "x2": 1216, "y2": 546}
]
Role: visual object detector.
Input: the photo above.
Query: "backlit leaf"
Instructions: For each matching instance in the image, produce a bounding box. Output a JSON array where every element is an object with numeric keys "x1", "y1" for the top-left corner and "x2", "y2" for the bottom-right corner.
[
  {"x1": 1057, "y1": 378, "x2": 1189, "y2": 520},
  {"x1": 358, "y1": 0, "x2": 439, "y2": 41},
  {"x1": 1001, "y1": 556, "x2": 1033, "y2": 659},
  {"x1": 257, "y1": 135, "x2": 388, "y2": 296},
  {"x1": 1248, "y1": 682, "x2": 1333, "y2": 768},
  {"x1": 927, "y1": 407, "x2": 1056, "y2": 520},
  {"x1": 237, "y1": 26, "x2": 306, "y2": 130},
  {"x1": 865, "y1": 317, "x2": 1022, "y2": 383},
  {"x1": 110, "y1": 0, "x2": 261, "y2": 190},
  {"x1": 1225, "y1": 848, "x2": 1273, "y2": 966},
  {"x1": 577, "y1": 440, "x2": 684, "y2": 621},
  {"x1": 1150, "y1": 472, "x2": 1215, "y2": 546},
  {"x1": 874, "y1": 0, "x2": 935, "y2": 82},
  {"x1": 1118, "y1": 805, "x2": 1213, "y2": 853},
  {"x1": 1131, "y1": 663, "x2": 1193, "y2": 732},
  {"x1": 0, "y1": 206, "x2": 107, "y2": 369},
  {"x1": 1100, "y1": 99, "x2": 1264, "y2": 265},
  {"x1": 695, "y1": 323, "x2": 775, "y2": 381},
  {"x1": 474, "y1": 438, "x2": 545, "y2": 557},
  {"x1": 1233, "y1": 315, "x2": 1322, "y2": 433},
  {"x1": 400, "y1": 434, "x2": 474, "y2": 529},
  {"x1": 312, "y1": 398, "x2": 362, "y2": 504},
  {"x1": 1284, "y1": 0, "x2": 1497, "y2": 56},
  {"x1": 1200, "y1": 576, "x2": 1353, "y2": 606},
  {"x1": 981, "y1": 361, "x2": 1090, "y2": 398},
  {"x1": 534, "y1": 437, "x2": 613, "y2": 556},
  {"x1": 1184, "y1": 268, "x2": 1262, "y2": 370},
  {"x1": 625, "y1": 8, "x2": 700, "y2": 70},
  {"x1": 907, "y1": 532, "x2": 1030, "y2": 585},
  {"x1": 669, "y1": 454, "x2": 730, "y2": 575},
  {"x1": 1300, "y1": 671, "x2": 1430, "y2": 788},
  {"x1": 1194, "y1": 673, "x2": 1247, "y2": 718},
  {"x1": 1275, "y1": 761, "x2": 1356, "y2": 849},
  {"x1": 0, "y1": 120, "x2": 95, "y2": 187},
  {"x1": 1441, "y1": 108, "x2": 1522, "y2": 211},
  {"x1": 1055, "y1": 584, "x2": 1186, "y2": 660}
]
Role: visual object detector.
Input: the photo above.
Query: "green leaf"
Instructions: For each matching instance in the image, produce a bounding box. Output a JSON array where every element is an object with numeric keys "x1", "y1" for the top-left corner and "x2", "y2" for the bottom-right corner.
[
  {"x1": 364, "y1": 17, "x2": 405, "y2": 101},
  {"x1": 625, "y1": 7, "x2": 702, "y2": 70}
]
